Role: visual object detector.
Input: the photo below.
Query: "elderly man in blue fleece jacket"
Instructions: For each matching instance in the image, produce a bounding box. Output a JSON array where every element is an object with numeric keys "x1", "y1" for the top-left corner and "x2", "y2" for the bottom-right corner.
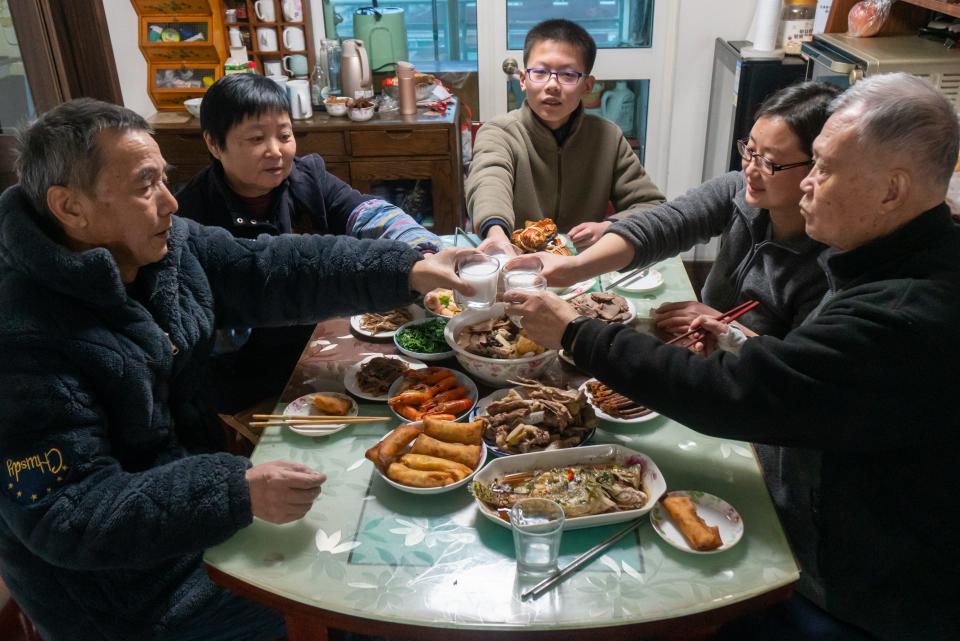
[
  {"x1": 504, "y1": 73, "x2": 960, "y2": 641},
  {"x1": 0, "y1": 98, "x2": 472, "y2": 641}
]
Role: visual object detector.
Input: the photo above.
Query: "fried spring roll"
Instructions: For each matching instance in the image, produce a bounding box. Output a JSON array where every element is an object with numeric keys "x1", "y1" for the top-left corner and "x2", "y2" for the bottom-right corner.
[
  {"x1": 423, "y1": 417, "x2": 483, "y2": 445},
  {"x1": 662, "y1": 495, "x2": 723, "y2": 551},
  {"x1": 400, "y1": 453, "x2": 472, "y2": 480},
  {"x1": 386, "y1": 462, "x2": 454, "y2": 488},
  {"x1": 367, "y1": 424, "x2": 421, "y2": 469},
  {"x1": 410, "y1": 433, "x2": 481, "y2": 468}
]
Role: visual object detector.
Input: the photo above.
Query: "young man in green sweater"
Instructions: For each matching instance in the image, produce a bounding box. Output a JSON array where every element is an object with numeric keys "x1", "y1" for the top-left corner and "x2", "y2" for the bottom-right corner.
[{"x1": 467, "y1": 19, "x2": 665, "y2": 255}]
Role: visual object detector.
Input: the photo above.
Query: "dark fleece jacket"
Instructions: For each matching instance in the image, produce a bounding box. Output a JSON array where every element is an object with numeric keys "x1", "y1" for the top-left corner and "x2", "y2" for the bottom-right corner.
[{"x1": 0, "y1": 185, "x2": 420, "y2": 641}]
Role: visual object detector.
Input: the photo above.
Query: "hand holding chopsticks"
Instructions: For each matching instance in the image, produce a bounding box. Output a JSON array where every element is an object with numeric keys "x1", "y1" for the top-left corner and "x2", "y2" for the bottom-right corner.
[{"x1": 665, "y1": 300, "x2": 759, "y2": 349}]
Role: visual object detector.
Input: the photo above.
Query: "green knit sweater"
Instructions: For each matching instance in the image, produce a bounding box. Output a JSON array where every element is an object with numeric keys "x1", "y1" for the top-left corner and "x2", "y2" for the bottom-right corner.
[{"x1": 466, "y1": 101, "x2": 665, "y2": 234}]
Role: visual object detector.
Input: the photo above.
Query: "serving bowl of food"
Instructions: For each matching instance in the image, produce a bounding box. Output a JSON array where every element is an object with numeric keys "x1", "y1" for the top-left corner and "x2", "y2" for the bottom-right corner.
[
  {"x1": 366, "y1": 417, "x2": 487, "y2": 494},
  {"x1": 422, "y1": 288, "x2": 463, "y2": 317},
  {"x1": 386, "y1": 366, "x2": 478, "y2": 423},
  {"x1": 473, "y1": 379, "x2": 598, "y2": 456},
  {"x1": 470, "y1": 444, "x2": 667, "y2": 530},
  {"x1": 444, "y1": 303, "x2": 557, "y2": 387},
  {"x1": 324, "y1": 95, "x2": 350, "y2": 116},
  {"x1": 394, "y1": 317, "x2": 453, "y2": 361},
  {"x1": 568, "y1": 291, "x2": 636, "y2": 325},
  {"x1": 344, "y1": 354, "x2": 426, "y2": 401}
]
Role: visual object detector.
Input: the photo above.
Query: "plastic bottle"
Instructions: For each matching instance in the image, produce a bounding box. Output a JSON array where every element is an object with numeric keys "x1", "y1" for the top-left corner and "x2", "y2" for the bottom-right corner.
[
  {"x1": 396, "y1": 60, "x2": 416, "y2": 116},
  {"x1": 778, "y1": 0, "x2": 816, "y2": 55}
]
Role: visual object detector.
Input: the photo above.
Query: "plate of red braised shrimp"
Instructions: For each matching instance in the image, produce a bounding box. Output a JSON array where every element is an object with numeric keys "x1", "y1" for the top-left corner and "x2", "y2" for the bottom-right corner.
[{"x1": 386, "y1": 366, "x2": 478, "y2": 423}]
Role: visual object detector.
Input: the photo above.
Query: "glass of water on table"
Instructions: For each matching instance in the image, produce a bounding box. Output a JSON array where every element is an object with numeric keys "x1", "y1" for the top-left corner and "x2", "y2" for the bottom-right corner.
[
  {"x1": 510, "y1": 498, "x2": 565, "y2": 575},
  {"x1": 502, "y1": 256, "x2": 547, "y2": 326}
]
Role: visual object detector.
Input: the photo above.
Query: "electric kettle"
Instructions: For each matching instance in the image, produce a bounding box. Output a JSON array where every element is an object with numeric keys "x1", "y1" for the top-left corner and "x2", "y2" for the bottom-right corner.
[
  {"x1": 340, "y1": 39, "x2": 372, "y2": 100},
  {"x1": 353, "y1": 3, "x2": 408, "y2": 72}
]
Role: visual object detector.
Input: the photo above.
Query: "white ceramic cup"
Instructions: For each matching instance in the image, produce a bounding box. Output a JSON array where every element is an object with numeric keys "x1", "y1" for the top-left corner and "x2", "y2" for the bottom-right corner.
[
  {"x1": 254, "y1": 0, "x2": 276, "y2": 22},
  {"x1": 282, "y1": 0, "x2": 303, "y2": 22},
  {"x1": 282, "y1": 26, "x2": 305, "y2": 52},
  {"x1": 282, "y1": 53, "x2": 308, "y2": 77},
  {"x1": 264, "y1": 60, "x2": 283, "y2": 76},
  {"x1": 257, "y1": 27, "x2": 278, "y2": 52},
  {"x1": 228, "y1": 27, "x2": 242, "y2": 48},
  {"x1": 288, "y1": 79, "x2": 313, "y2": 120}
]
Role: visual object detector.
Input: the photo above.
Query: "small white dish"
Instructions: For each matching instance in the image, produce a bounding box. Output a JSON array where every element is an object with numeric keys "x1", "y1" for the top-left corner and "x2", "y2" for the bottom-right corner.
[
  {"x1": 184, "y1": 97, "x2": 202, "y2": 118},
  {"x1": 374, "y1": 431, "x2": 487, "y2": 495},
  {"x1": 325, "y1": 101, "x2": 348, "y2": 116},
  {"x1": 350, "y1": 305, "x2": 424, "y2": 341},
  {"x1": 578, "y1": 379, "x2": 659, "y2": 424},
  {"x1": 386, "y1": 367, "x2": 477, "y2": 422},
  {"x1": 393, "y1": 317, "x2": 454, "y2": 361},
  {"x1": 282, "y1": 392, "x2": 361, "y2": 437},
  {"x1": 550, "y1": 276, "x2": 598, "y2": 301},
  {"x1": 472, "y1": 444, "x2": 667, "y2": 530},
  {"x1": 344, "y1": 354, "x2": 427, "y2": 402},
  {"x1": 606, "y1": 268, "x2": 664, "y2": 293},
  {"x1": 649, "y1": 490, "x2": 744, "y2": 554},
  {"x1": 348, "y1": 106, "x2": 375, "y2": 121}
]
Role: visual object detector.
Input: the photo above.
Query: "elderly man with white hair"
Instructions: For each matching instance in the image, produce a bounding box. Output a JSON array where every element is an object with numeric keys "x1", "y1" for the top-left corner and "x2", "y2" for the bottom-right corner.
[{"x1": 505, "y1": 73, "x2": 960, "y2": 641}]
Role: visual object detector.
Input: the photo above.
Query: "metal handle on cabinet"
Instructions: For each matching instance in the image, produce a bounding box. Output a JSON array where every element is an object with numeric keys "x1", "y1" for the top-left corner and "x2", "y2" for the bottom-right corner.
[
  {"x1": 502, "y1": 57, "x2": 520, "y2": 78},
  {"x1": 384, "y1": 130, "x2": 414, "y2": 139}
]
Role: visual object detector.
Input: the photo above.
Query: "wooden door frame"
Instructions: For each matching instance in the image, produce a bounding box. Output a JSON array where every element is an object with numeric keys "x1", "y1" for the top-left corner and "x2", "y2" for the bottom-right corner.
[{"x1": 1, "y1": 0, "x2": 122, "y2": 189}]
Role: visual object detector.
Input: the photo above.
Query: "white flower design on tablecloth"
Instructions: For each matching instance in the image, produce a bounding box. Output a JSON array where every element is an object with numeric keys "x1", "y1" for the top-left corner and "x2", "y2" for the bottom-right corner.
[
  {"x1": 389, "y1": 517, "x2": 477, "y2": 549},
  {"x1": 315, "y1": 528, "x2": 362, "y2": 555},
  {"x1": 720, "y1": 443, "x2": 753, "y2": 459}
]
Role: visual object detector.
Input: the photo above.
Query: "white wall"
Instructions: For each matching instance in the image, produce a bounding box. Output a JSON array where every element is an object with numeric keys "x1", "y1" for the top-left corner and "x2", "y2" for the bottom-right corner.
[{"x1": 105, "y1": 0, "x2": 152, "y2": 117}]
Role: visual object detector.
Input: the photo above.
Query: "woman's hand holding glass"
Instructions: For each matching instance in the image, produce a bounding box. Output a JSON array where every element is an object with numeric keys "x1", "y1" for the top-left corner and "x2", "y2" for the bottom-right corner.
[{"x1": 502, "y1": 289, "x2": 578, "y2": 350}]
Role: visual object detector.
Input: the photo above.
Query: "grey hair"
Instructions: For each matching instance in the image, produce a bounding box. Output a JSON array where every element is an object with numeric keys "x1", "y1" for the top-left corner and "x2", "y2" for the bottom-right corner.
[
  {"x1": 829, "y1": 72, "x2": 959, "y2": 188},
  {"x1": 15, "y1": 98, "x2": 152, "y2": 232}
]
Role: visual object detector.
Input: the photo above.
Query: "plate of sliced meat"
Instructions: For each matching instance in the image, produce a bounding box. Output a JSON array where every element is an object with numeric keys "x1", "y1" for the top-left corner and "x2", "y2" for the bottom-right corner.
[
  {"x1": 344, "y1": 354, "x2": 427, "y2": 402},
  {"x1": 350, "y1": 305, "x2": 424, "y2": 340},
  {"x1": 568, "y1": 292, "x2": 635, "y2": 324},
  {"x1": 580, "y1": 379, "x2": 660, "y2": 424}
]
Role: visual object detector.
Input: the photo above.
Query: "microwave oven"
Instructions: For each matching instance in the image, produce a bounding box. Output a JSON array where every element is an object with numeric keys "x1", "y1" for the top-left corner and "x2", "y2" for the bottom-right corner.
[{"x1": 801, "y1": 33, "x2": 960, "y2": 108}]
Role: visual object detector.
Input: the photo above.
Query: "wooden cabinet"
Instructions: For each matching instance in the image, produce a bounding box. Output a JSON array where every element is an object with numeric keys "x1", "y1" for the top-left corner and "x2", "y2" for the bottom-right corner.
[
  {"x1": 150, "y1": 100, "x2": 465, "y2": 234},
  {"x1": 224, "y1": 0, "x2": 315, "y2": 76},
  {"x1": 130, "y1": 1, "x2": 227, "y2": 111}
]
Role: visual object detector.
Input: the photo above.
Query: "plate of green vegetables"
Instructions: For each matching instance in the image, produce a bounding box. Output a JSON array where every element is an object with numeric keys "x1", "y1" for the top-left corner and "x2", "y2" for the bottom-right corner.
[{"x1": 393, "y1": 317, "x2": 454, "y2": 361}]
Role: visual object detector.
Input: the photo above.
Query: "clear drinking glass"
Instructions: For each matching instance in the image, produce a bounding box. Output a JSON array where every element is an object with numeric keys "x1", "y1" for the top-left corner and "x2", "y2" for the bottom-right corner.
[
  {"x1": 455, "y1": 254, "x2": 501, "y2": 310},
  {"x1": 502, "y1": 256, "x2": 546, "y2": 327},
  {"x1": 510, "y1": 498, "x2": 564, "y2": 575}
]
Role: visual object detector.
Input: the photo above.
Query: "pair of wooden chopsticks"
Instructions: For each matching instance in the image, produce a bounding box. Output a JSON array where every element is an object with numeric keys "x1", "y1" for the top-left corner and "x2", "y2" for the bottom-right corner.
[
  {"x1": 664, "y1": 299, "x2": 760, "y2": 348},
  {"x1": 250, "y1": 415, "x2": 387, "y2": 427}
]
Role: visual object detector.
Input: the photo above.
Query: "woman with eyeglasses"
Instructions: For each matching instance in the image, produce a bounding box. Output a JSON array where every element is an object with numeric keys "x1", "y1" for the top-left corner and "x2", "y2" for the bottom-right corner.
[{"x1": 537, "y1": 80, "x2": 841, "y2": 341}]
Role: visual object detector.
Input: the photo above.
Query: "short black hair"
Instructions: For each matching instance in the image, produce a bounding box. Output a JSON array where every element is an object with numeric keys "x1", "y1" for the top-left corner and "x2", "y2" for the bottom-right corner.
[
  {"x1": 523, "y1": 19, "x2": 597, "y2": 74},
  {"x1": 754, "y1": 81, "x2": 843, "y2": 156},
  {"x1": 200, "y1": 73, "x2": 290, "y2": 150}
]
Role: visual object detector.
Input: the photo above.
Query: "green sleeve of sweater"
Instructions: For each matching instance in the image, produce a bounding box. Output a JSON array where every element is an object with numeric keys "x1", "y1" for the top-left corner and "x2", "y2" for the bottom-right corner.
[
  {"x1": 609, "y1": 134, "x2": 666, "y2": 219},
  {"x1": 466, "y1": 123, "x2": 517, "y2": 233}
]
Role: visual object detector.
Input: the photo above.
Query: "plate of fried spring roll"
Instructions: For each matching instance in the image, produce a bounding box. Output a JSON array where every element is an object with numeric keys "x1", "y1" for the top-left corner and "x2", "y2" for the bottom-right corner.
[
  {"x1": 649, "y1": 490, "x2": 743, "y2": 554},
  {"x1": 363, "y1": 417, "x2": 487, "y2": 494}
]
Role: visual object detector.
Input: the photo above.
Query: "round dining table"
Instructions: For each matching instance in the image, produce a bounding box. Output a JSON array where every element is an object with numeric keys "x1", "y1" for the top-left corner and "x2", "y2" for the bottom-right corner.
[{"x1": 203, "y1": 253, "x2": 799, "y2": 641}]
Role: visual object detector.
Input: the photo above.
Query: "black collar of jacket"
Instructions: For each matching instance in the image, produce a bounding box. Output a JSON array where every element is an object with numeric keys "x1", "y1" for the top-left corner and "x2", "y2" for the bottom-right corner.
[
  {"x1": 0, "y1": 185, "x2": 190, "y2": 310},
  {"x1": 821, "y1": 203, "x2": 954, "y2": 289},
  {"x1": 731, "y1": 171, "x2": 824, "y2": 255},
  {"x1": 520, "y1": 100, "x2": 585, "y2": 148},
  {"x1": 207, "y1": 160, "x2": 285, "y2": 231}
]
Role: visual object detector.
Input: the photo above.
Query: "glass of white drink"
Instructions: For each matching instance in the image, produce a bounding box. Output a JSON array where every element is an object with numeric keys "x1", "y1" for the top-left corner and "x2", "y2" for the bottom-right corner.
[
  {"x1": 502, "y1": 256, "x2": 546, "y2": 326},
  {"x1": 455, "y1": 254, "x2": 501, "y2": 309}
]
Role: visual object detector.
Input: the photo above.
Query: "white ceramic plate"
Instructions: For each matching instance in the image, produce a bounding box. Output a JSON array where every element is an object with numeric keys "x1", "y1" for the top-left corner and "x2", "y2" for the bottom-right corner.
[
  {"x1": 472, "y1": 444, "x2": 667, "y2": 530},
  {"x1": 606, "y1": 268, "x2": 664, "y2": 293},
  {"x1": 568, "y1": 293, "x2": 636, "y2": 325},
  {"x1": 386, "y1": 367, "x2": 478, "y2": 422},
  {"x1": 373, "y1": 423, "x2": 488, "y2": 495},
  {"x1": 282, "y1": 392, "x2": 362, "y2": 436},
  {"x1": 350, "y1": 305, "x2": 425, "y2": 341},
  {"x1": 550, "y1": 276, "x2": 598, "y2": 301},
  {"x1": 393, "y1": 317, "x2": 454, "y2": 361},
  {"x1": 578, "y1": 379, "x2": 660, "y2": 424},
  {"x1": 344, "y1": 354, "x2": 427, "y2": 402},
  {"x1": 649, "y1": 490, "x2": 744, "y2": 554},
  {"x1": 472, "y1": 387, "x2": 597, "y2": 457}
]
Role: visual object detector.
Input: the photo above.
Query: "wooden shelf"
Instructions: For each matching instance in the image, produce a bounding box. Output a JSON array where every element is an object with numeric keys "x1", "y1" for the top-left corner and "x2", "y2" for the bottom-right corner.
[{"x1": 902, "y1": 0, "x2": 960, "y2": 20}]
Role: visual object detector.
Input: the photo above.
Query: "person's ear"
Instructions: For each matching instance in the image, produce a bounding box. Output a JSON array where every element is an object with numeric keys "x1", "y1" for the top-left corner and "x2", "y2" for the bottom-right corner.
[
  {"x1": 518, "y1": 68, "x2": 528, "y2": 94},
  {"x1": 203, "y1": 132, "x2": 223, "y2": 161},
  {"x1": 879, "y1": 168, "x2": 910, "y2": 214},
  {"x1": 581, "y1": 75, "x2": 595, "y2": 95},
  {"x1": 46, "y1": 185, "x2": 89, "y2": 232}
]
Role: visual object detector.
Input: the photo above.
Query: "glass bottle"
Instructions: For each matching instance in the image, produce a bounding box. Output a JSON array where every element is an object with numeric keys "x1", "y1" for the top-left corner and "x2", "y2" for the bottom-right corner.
[
  {"x1": 777, "y1": 0, "x2": 816, "y2": 55},
  {"x1": 311, "y1": 60, "x2": 327, "y2": 108}
]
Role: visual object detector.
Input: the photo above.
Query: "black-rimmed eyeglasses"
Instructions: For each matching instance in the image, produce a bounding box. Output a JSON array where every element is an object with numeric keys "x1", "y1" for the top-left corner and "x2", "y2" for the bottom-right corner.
[
  {"x1": 524, "y1": 67, "x2": 585, "y2": 86},
  {"x1": 736, "y1": 139, "x2": 813, "y2": 176}
]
